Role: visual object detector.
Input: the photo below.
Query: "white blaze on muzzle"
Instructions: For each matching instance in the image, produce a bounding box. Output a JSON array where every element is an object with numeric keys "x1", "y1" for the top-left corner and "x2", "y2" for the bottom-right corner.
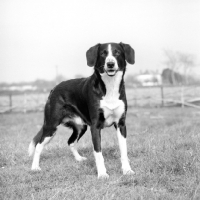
[{"x1": 104, "y1": 44, "x2": 118, "y2": 76}]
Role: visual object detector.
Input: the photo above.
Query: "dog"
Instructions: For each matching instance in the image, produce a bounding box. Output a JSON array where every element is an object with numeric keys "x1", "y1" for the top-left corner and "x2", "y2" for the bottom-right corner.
[{"x1": 28, "y1": 42, "x2": 135, "y2": 178}]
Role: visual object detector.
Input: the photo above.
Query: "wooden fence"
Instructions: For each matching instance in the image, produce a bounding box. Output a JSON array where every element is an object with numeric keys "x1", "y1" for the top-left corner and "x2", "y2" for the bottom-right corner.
[
  {"x1": 0, "y1": 93, "x2": 48, "y2": 113},
  {"x1": 1, "y1": 85, "x2": 200, "y2": 113},
  {"x1": 127, "y1": 85, "x2": 200, "y2": 108}
]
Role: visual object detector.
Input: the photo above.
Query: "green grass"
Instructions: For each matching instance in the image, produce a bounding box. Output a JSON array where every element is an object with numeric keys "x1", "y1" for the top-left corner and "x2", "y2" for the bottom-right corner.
[{"x1": 1, "y1": 107, "x2": 200, "y2": 199}]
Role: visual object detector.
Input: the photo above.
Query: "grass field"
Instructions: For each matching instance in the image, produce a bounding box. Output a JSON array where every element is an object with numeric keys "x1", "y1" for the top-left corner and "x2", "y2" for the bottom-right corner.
[{"x1": 1, "y1": 107, "x2": 200, "y2": 199}]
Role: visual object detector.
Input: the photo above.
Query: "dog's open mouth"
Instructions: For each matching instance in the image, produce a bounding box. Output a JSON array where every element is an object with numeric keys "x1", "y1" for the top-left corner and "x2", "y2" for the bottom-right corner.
[{"x1": 106, "y1": 69, "x2": 117, "y2": 76}]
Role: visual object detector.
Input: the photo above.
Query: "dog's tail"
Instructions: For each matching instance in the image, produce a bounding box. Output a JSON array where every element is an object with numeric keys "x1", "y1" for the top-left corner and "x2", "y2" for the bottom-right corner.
[{"x1": 28, "y1": 127, "x2": 43, "y2": 157}]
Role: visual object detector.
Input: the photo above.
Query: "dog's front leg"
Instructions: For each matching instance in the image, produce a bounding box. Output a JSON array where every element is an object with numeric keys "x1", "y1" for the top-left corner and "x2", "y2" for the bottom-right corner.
[
  {"x1": 117, "y1": 124, "x2": 135, "y2": 175},
  {"x1": 91, "y1": 125, "x2": 109, "y2": 179}
]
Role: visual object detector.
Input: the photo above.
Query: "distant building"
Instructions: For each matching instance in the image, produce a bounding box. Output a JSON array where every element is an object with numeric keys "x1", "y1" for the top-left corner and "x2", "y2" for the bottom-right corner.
[
  {"x1": 135, "y1": 74, "x2": 162, "y2": 86},
  {"x1": 2, "y1": 85, "x2": 37, "y2": 91}
]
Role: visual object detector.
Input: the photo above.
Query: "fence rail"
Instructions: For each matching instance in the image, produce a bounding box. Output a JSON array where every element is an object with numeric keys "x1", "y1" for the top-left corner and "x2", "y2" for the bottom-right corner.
[
  {"x1": 1, "y1": 85, "x2": 200, "y2": 113},
  {"x1": 0, "y1": 93, "x2": 47, "y2": 113},
  {"x1": 126, "y1": 85, "x2": 200, "y2": 108}
]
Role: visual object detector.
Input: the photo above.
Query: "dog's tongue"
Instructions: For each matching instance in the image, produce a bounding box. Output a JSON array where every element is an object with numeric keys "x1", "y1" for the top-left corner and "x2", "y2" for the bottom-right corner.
[{"x1": 107, "y1": 70, "x2": 116, "y2": 76}]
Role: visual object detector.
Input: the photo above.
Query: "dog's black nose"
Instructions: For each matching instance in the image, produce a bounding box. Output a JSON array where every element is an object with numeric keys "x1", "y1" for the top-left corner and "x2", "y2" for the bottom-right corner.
[{"x1": 107, "y1": 62, "x2": 115, "y2": 68}]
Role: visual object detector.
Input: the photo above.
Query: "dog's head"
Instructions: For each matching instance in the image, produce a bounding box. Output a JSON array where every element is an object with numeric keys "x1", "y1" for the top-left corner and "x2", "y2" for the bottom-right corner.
[{"x1": 86, "y1": 42, "x2": 135, "y2": 77}]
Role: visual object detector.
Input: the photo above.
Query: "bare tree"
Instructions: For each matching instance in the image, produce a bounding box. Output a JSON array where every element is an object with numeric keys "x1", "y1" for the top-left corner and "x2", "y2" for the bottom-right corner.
[{"x1": 163, "y1": 50, "x2": 198, "y2": 85}]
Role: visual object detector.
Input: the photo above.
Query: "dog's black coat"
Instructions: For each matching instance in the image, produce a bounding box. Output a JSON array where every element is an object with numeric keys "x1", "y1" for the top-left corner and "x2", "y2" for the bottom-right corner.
[{"x1": 31, "y1": 42, "x2": 135, "y2": 170}]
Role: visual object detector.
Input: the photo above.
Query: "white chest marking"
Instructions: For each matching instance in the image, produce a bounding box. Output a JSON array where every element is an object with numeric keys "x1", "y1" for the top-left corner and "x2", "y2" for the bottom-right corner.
[{"x1": 100, "y1": 71, "x2": 125, "y2": 126}]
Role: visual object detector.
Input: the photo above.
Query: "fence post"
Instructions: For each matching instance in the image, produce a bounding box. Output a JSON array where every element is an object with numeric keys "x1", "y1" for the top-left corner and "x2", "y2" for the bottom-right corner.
[
  {"x1": 160, "y1": 85, "x2": 164, "y2": 107},
  {"x1": 181, "y1": 86, "x2": 184, "y2": 108},
  {"x1": 9, "y1": 93, "x2": 12, "y2": 112},
  {"x1": 134, "y1": 87, "x2": 137, "y2": 107},
  {"x1": 23, "y1": 93, "x2": 27, "y2": 113}
]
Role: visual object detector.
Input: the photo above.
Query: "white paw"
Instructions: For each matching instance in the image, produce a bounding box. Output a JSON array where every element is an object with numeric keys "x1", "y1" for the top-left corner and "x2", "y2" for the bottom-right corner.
[
  {"x1": 31, "y1": 166, "x2": 41, "y2": 171},
  {"x1": 76, "y1": 156, "x2": 87, "y2": 162},
  {"x1": 98, "y1": 172, "x2": 109, "y2": 179},
  {"x1": 123, "y1": 168, "x2": 135, "y2": 175}
]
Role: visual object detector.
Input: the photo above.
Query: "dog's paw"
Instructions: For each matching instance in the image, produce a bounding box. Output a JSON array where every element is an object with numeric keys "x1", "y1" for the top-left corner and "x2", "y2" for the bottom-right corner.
[
  {"x1": 31, "y1": 166, "x2": 41, "y2": 171},
  {"x1": 98, "y1": 173, "x2": 109, "y2": 179},
  {"x1": 76, "y1": 156, "x2": 87, "y2": 162},
  {"x1": 123, "y1": 168, "x2": 135, "y2": 176}
]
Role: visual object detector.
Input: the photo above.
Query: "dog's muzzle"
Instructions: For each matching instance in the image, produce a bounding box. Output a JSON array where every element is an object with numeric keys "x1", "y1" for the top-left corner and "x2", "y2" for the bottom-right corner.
[{"x1": 105, "y1": 61, "x2": 118, "y2": 76}]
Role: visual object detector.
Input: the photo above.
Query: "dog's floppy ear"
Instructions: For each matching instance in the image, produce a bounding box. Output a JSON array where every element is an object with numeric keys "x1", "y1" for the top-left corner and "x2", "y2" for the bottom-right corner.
[
  {"x1": 86, "y1": 43, "x2": 100, "y2": 67},
  {"x1": 120, "y1": 42, "x2": 135, "y2": 64}
]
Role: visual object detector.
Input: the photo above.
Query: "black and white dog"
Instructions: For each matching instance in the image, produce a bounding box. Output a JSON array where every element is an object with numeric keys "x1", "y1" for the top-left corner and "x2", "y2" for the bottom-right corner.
[{"x1": 29, "y1": 42, "x2": 135, "y2": 178}]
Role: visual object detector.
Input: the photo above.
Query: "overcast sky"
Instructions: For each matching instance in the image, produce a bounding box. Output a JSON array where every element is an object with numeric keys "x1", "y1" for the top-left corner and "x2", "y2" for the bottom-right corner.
[{"x1": 0, "y1": 0, "x2": 200, "y2": 83}]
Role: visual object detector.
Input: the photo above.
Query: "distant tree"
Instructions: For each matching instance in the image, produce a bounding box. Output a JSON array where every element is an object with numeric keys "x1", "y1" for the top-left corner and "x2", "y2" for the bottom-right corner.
[
  {"x1": 178, "y1": 53, "x2": 196, "y2": 85},
  {"x1": 163, "y1": 50, "x2": 199, "y2": 85},
  {"x1": 162, "y1": 68, "x2": 183, "y2": 85},
  {"x1": 163, "y1": 50, "x2": 180, "y2": 85}
]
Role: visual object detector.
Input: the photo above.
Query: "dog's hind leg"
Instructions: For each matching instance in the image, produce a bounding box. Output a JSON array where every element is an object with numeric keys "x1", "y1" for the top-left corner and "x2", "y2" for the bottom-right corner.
[
  {"x1": 67, "y1": 123, "x2": 87, "y2": 161},
  {"x1": 28, "y1": 127, "x2": 43, "y2": 157},
  {"x1": 30, "y1": 123, "x2": 57, "y2": 170},
  {"x1": 29, "y1": 97, "x2": 65, "y2": 170}
]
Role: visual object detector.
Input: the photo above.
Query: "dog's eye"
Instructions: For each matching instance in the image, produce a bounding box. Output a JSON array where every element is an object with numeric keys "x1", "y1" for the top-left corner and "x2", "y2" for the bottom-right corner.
[
  {"x1": 101, "y1": 50, "x2": 108, "y2": 57},
  {"x1": 113, "y1": 50, "x2": 120, "y2": 57}
]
